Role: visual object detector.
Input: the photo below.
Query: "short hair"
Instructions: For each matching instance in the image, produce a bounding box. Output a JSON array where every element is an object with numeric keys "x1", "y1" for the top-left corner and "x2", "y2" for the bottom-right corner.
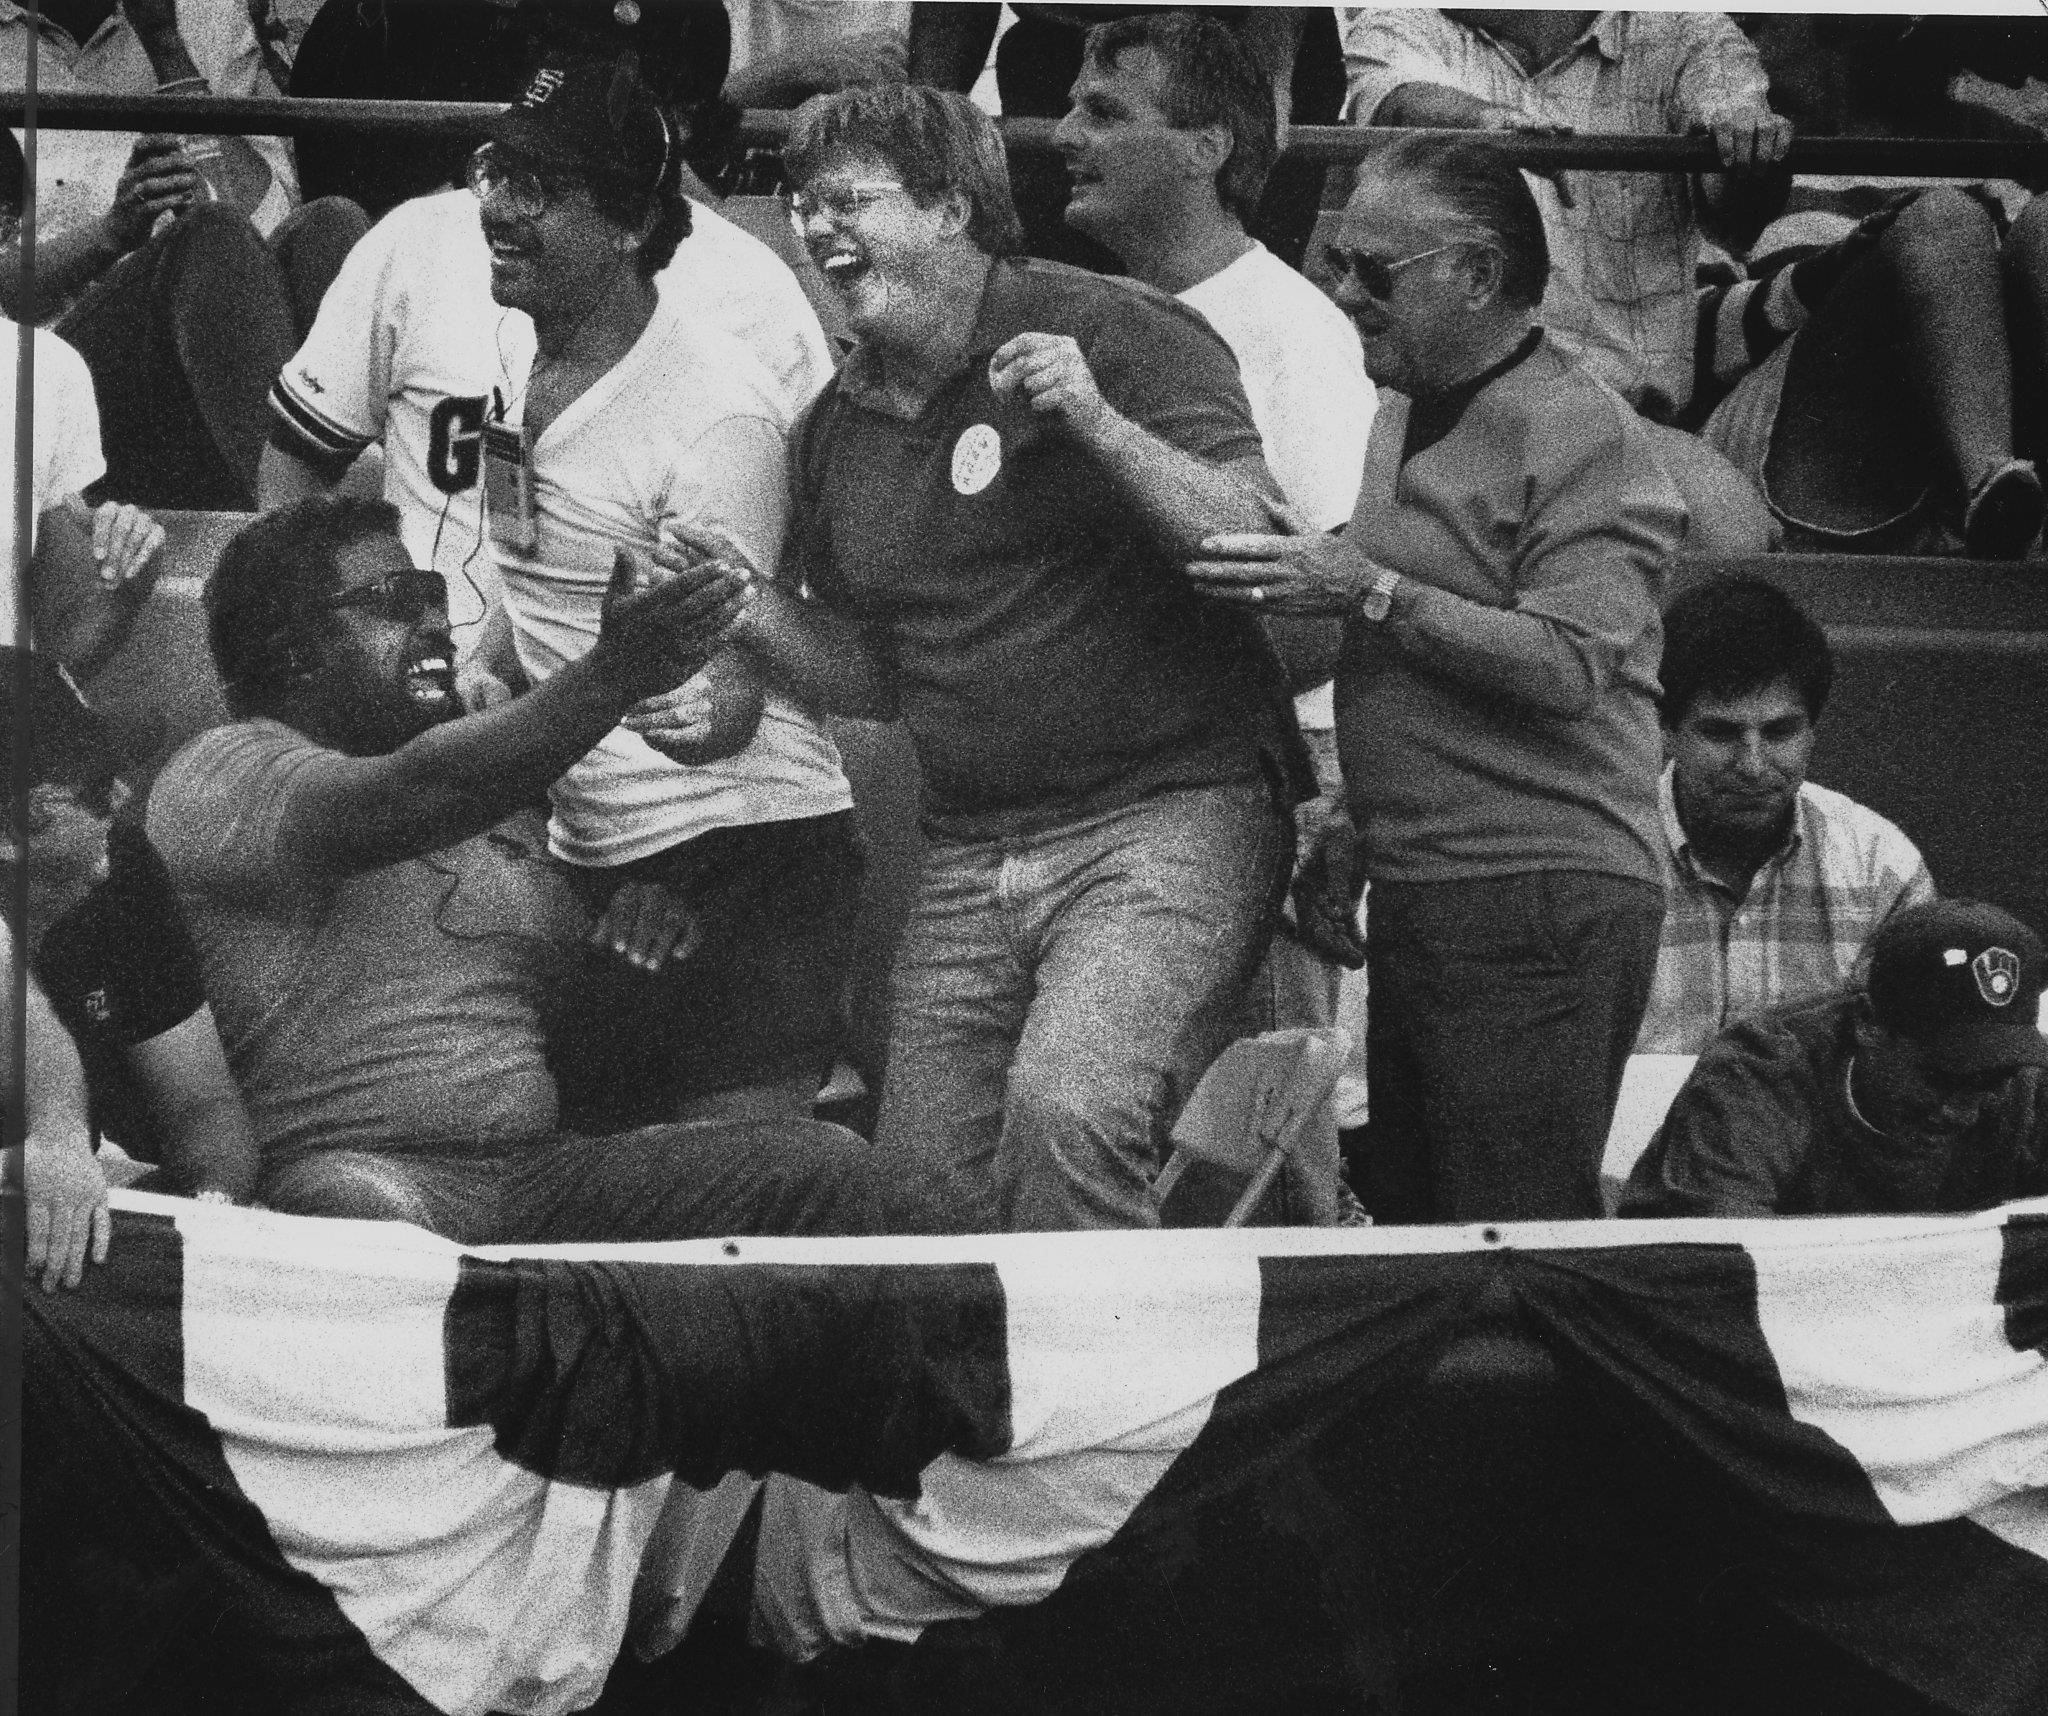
[
  {"x1": 207, "y1": 496, "x2": 407, "y2": 719},
  {"x1": 783, "y1": 84, "x2": 1025, "y2": 259},
  {"x1": 1083, "y1": 12, "x2": 1277, "y2": 224},
  {"x1": 1658, "y1": 574, "x2": 1835, "y2": 726},
  {"x1": 1359, "y1": 131, "x2": 1550, "y2": 308},
  {"x1": 0, "y1": 648, "x2": 119, "y2": 826}
]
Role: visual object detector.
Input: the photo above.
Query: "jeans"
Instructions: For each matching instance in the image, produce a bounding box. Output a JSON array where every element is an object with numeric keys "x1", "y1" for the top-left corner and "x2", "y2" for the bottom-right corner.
[
  {"x1": 1363, "y1": 871, "x2": 1664, "y2": 1225},
  {"x1": 258, "y1": 1117, "x2": 964, "y2": 1245},
  {"x1": 876, "y1": 780, "x2": 1292, "y2": 1231}
]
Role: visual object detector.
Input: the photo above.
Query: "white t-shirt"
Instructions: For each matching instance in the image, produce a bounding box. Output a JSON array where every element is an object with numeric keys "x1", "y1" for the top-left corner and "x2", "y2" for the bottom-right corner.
[
  {"x1": 272, "y1": 189, "x2": 834, "y2": 661},
  {"x1": 492, "y1": 296, "x2": 850, "y2": 867},
  {"x1": 0, "y1": 320, "x2": 104, "y2": 642},
  {"x1": 1179, "y1": 241, "x2": 1375, "y2": 730}
]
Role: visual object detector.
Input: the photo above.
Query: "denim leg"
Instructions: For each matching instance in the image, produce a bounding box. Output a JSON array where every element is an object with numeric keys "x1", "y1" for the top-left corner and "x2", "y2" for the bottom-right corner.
[
  {"x1": 1364, "y1": 873, "x2": 1663, "y2": 1225},
  {"x1": 873, "y1": 839, "x2": 1033, "y2": 1230},
  {"x1": 996, "y1": 782, "x2": 1290, "y2": 1231}
]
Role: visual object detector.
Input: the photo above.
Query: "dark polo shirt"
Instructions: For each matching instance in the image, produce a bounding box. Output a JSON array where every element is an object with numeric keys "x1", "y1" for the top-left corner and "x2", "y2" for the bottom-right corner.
[{"x1": 788, "y1": 257, "x2": 1300, "y2": 842}]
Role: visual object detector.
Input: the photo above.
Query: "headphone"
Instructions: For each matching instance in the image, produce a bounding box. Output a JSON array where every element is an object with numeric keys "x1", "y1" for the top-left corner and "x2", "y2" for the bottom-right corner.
[{"x1": 605, "y1": 54, "x2": 675, "y2": 199}]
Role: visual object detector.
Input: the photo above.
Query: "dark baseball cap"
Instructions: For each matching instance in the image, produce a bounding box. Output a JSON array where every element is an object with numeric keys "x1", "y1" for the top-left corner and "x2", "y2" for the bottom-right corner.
[
  {"x1": 1866, "y1": 899, "x2": 2048, "y2": 1077},
  {"x1": 487, "y1": 56, "x2": 674, "y2": 191}
]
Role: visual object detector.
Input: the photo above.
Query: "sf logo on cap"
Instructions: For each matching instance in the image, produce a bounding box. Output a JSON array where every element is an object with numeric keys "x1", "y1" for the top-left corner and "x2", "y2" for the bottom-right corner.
[
  {"x1": 523, "y1": 67, "x2": 565, "y2": 105},
  {"x1": 1972, "y1": 946, "x2": 2021, "y2": 1007}
]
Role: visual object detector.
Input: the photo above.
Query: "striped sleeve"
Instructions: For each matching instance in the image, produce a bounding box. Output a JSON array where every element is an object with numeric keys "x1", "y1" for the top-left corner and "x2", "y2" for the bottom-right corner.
[{"x1": 268, "y1": 204, "x2": 408, "y2": 461}]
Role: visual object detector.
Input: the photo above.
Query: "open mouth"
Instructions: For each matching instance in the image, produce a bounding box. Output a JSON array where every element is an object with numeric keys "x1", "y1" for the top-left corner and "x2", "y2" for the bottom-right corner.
[
  {"x1": 812, "y1": 245, "x2": 872, "y2": 290},
  {"x1": 405, "y1": 653, "x2": 455, "y2": 706}
]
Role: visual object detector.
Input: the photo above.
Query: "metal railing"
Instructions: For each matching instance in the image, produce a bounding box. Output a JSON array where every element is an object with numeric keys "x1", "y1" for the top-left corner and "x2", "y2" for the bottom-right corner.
[{"x1": 2, "y1": 91, "x2": 2046, "y2": 180}]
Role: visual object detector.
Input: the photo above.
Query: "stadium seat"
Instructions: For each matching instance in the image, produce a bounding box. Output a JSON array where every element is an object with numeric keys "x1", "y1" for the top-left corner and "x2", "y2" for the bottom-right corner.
[{"x1": 1154, "y1": 1028, "x2": 1346, "y2": 1225}]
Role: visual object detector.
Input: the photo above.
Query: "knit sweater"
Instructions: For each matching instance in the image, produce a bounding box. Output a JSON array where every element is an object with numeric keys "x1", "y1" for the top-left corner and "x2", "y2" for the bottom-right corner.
[{"x1": 1336, "y1": 332, "x2": 1684, "y2": 886}]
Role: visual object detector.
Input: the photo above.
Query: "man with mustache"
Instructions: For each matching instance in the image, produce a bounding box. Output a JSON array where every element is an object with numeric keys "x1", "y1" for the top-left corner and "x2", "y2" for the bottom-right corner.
[{"x1": 146, "y1": 497, "x2": 944, "y2": 1241}]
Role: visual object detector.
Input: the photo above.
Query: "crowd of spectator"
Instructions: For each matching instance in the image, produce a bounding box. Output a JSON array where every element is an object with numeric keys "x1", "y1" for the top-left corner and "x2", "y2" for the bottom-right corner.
[{"x1": 9, "y1": 6, "x2": 2048, "y2": 1295}]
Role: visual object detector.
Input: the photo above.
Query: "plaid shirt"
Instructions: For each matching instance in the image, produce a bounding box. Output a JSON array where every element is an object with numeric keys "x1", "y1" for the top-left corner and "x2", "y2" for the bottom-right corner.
[
  {"x1": 1340, "y1": 9, "x2": 1773, "y2": 418},
  {"x1": 1637, "y1": 768, "x2": 1934, "y2": 1054}
]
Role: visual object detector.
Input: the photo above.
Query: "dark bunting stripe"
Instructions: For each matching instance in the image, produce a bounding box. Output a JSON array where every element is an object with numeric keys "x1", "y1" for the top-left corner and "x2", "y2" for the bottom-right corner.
[
  {"x1": 446, "y1": 1254, "x2": 1013, "y2": 1496},
  {"x1": 1522, "y1": 1233, "x2": 2048, "y2": 1716},
  {"x1": 878, "y1": 1247, "x2": 1493, "y2": 1716},
  {"x1": 20, "y1": 1208, "x2": 435, "y2": 1715},
  {"x1": 1997, "y1": 1210, "x2": 2048, "y2": 1356}
]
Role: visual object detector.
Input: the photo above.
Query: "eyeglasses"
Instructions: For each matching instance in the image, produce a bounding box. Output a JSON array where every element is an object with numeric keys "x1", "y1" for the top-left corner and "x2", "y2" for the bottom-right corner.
[
  {"x1": 783, "y1": 179, "x2": 910, "y2": 237},
  {"x1": 1321, "y1": 241, "x2": 1483, "y2": 300},
  {"x1": 323, "y1": 569, "x2": 450, "y2": 625},
  {"x1": 466, "y1": 144, "x2": 577, "y2": 222}
]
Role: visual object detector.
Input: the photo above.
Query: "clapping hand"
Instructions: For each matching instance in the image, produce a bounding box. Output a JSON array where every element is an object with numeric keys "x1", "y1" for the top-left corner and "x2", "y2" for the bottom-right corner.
[{"x1": 599, "y1": 545, "x2": 749, "y2": 695}]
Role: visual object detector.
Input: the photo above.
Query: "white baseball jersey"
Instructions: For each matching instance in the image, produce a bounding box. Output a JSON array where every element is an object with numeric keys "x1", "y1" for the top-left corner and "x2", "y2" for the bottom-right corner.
[
  {"x1": 490, "y1": 295, "x2": 850, "y2": 866},
  {"x1": 271, "y1": 188, "x2": 834, "y2": 661}
]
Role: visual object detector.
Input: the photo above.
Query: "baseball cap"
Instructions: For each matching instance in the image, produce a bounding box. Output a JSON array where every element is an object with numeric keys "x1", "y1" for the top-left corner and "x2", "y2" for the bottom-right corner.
[
  {"x1": 487, "y1": 56, "x2": 675, "y2": 192},
  {"x1": 511, "y1": 0, "x2": 730, "y2": 104},
  {"x1": 1866, "y1": 899, "x2": 2048, "y2": 1077}
]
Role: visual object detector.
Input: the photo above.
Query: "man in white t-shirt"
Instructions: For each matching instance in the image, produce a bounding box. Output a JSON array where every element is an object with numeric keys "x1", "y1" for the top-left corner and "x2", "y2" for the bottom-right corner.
[
  {"x1": 260, "y1": 87, "x2": 833, "y2": 665},
  {"x1": 445, "y1": 55, "x2": 854, "y2": 1127},
  {"x1": 1054, "y1": 11, "x2": 1375, "y2": 1081},
  {"x1": 0, "y1": 315, "x2": 165, "y2": 674}
]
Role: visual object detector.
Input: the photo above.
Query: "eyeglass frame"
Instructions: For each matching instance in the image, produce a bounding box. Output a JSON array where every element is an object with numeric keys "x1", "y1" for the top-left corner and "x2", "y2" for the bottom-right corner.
[
  {"x1": 466, "y1": 142, "x2": 582, "y2": 222},
  {"x1": 783, "y1": 178, "x2": 914, "y2": 238},
  {"x1": 1321, "y1": 239, "x2": 1495, "y2": 300},
  {"x1": 321, "y1": 568, "x2": 451, "y2": 626}
]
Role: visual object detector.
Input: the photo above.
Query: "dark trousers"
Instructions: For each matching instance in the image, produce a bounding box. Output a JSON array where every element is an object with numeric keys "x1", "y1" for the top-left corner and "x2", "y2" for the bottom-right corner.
[{"x1": 1363, "y1": 871, "x2": 1664, "y2": 1225}]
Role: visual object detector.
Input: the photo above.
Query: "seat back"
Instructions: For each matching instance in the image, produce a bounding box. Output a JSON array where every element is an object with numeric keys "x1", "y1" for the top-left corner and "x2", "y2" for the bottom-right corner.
[{"x1": 1156, "y1": 1028, "x2": 1348, "y2": 1227}]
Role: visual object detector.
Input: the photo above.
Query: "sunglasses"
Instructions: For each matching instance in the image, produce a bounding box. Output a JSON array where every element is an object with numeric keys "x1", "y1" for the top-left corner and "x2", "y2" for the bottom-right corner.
[
  {"x1": 1321, "y1": 240, "x2": 1482, "y2": 299},
  {"x1": 783, "y1": 179, "x2": 910, "y2": 237},
  {"x1": 323, "y1": 569, "x2": 450, "y2": 625},
  {"x1": 466, "y1": 144, "x2": 579, "y2": 222}
]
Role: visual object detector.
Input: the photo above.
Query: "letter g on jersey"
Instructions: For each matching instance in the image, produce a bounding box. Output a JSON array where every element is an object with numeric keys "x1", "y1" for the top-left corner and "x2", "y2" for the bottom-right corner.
[{"x1": 427, "y1": 396, "x2": 489, "y2": 493}]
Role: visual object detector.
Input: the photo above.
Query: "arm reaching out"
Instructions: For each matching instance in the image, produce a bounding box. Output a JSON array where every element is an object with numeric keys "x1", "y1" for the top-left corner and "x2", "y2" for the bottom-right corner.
[{"x1": 271, "y1": 551, "x2": 752, "y2": 875}]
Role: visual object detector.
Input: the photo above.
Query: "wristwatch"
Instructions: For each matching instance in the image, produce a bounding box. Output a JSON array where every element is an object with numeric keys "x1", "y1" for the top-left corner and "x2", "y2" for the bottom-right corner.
[{"x1": 1356, "y1": 566, "x2": 1401, "y2": 624}]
